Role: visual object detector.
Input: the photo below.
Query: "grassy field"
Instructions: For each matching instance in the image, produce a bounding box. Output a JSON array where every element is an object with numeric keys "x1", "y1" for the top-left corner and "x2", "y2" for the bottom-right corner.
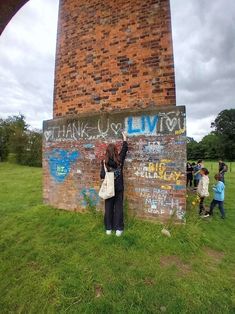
[{"x1": 0, "y1": 162, "x2": 235, "y2": 314}]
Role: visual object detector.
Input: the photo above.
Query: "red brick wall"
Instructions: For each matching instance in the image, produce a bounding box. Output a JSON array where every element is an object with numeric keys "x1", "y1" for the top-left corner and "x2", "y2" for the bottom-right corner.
[
  {"x1": 53, "y1": 0, "x2": 176, "y2": 117},
  {"x1": 43, "y1": 106, "x2": 186, "y2": 222},
  {"x1": 43, "y1": 0, "x2": 186, "y2": 223}
]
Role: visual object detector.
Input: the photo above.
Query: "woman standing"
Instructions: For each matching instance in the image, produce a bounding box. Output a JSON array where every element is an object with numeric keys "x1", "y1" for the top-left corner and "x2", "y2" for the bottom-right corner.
[{"x1": 100, "y1": 132, "x2": 128, "y2": 236}]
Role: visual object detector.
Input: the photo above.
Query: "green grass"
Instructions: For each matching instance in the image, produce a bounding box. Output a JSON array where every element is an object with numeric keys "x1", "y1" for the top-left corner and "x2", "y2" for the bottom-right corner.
[{"x1": 0, "y1": 162, "x2": 235, "y2": 314}]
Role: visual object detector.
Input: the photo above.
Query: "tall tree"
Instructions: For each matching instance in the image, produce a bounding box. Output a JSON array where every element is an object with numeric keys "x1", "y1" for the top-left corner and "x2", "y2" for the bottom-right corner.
[{"x1": 211, "y1": 109, "x2": 235, "y2": 160}]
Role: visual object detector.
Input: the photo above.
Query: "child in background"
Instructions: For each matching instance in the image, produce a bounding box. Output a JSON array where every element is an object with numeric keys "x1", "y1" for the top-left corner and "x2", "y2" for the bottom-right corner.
[
  {"x1": 204, "y1": 174, "x2": 225, "y2": 219},
  {"x1": 193, "y1": 160, "x2": 203, "y2": 190},
  {"x1": 197, "y1": 168, "x2": 210, "y2": 215}
]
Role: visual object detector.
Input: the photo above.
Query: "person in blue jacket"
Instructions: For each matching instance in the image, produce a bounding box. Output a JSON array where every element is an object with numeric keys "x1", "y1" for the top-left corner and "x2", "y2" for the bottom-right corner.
[{"x1": 204, "y1": 173, "x2": 225, "y2": 219}]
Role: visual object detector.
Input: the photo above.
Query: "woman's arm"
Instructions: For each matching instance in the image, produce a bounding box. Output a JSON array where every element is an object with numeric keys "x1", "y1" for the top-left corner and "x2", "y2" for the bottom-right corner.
[{"x1": 119, "y1": 131, "x2": 128, "y2": 164}]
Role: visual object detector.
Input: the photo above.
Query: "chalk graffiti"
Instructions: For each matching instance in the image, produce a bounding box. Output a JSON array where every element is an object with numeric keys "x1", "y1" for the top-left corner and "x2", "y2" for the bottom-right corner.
[
  {"x1": 134, "y1": 161, "x2": 182, "y2": 182},
  {"x1": 126, "y1": 115, "x2": 158, "y2": 136},
  {"x1": 143, "y1": 141, "x2": 164, "y2": 154},
  {"x1": 43, "y1": 107, "x2": 186, "y2": 222},
  {"x1": 83, "y1": 143, "x2": 95, "y2": 149},
  {"x1": 43, "y1": 111, "x2": 186, "y2": 143},
  {"x1": 48, "y1": 149, "x2": 79, "y2": 182},
  {"x1": 110, "y1": 122, "x2": 122, "y2": 135},
  {"x1": 174, "y1": 185, "x2": 185, "y2": 190},
  {"x1": 80, "y1": 188, "x2": 99, "y2": 207},
  {"x1": 134, "y1": 187, "x2": 184, "y2": 219},
  {"x1": 97, "y1": 119, "x2": 110, "y2": 137},
  {"x1": 176, "y1": 208, "x2": 186, "y2": 220}
]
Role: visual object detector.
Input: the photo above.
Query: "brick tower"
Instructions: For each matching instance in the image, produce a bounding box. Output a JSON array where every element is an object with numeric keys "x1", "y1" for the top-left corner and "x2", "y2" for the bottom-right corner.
[
  {"x1": 43, "y1": 0, "x2": 186, "y2": 222},
  {"x1": 53, "y1": 0, "x2": 176, "y2": 117}
]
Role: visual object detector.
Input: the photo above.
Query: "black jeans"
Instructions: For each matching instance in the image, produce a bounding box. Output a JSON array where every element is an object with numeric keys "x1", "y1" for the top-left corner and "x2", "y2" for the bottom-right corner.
[
  {"x1": 187, "y1": 174, "x2": 193, "y2": 187},
  {"x1": 199, "y1": 196, "x2": 205, "y2": 214},
  {"x1": 104, "y1": 190, "x2": 124, "y2": 231}
]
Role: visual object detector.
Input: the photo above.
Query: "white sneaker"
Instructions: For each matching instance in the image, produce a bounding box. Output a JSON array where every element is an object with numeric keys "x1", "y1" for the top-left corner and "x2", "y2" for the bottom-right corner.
[
  {"x1": 202, "y1": 214, "x2": 210, "y2": 218},
  {"x1": 106, "y1": 230, "x2": 112, "y2": 235},
  {"x1": 116, "y1": 230, "x2": 123, "y2": 237}
]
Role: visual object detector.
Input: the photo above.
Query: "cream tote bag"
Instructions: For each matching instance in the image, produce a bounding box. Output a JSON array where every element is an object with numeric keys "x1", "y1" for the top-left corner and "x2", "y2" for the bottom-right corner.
[{"x1": 99, "y1": 162, "x2": 115, "y2": 200}]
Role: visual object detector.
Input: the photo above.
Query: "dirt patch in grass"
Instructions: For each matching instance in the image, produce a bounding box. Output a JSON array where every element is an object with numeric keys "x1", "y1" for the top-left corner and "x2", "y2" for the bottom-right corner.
[
  {"x1": 143, "y1": 277, "x2": 155, "y2": 286},
  {"x1": 204, "y1": 247, "x2": 225, "y2": 263},
  {"x1": 160, "y1": 255, "x2": 191, "y2": 276},
  {"x1": 94, "y1": 284, "x2": 103, "y2": 298}
]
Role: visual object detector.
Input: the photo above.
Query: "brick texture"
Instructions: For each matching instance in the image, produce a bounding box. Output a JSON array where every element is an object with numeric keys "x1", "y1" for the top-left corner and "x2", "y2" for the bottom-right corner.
[
  {"x1": 43, "y1": 106, "x2": 186, "y2": 222},
  {"x1": 53, "y1": 0, "x2": 176, "y2": 117},
  {"x1": 42, "y1": 0, "x2": 186, "y2": 222}
]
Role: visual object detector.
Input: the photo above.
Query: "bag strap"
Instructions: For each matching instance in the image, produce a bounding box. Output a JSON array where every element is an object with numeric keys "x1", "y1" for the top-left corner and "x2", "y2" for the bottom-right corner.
[{"x1": 103, "y1": 160, "x2": 108, "y2": 173}]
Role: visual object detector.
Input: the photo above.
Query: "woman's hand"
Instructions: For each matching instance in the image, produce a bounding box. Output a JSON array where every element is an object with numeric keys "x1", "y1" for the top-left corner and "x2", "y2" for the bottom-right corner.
[{"x1": 121, "y1": 131, "x2": 127, "y2": 141}]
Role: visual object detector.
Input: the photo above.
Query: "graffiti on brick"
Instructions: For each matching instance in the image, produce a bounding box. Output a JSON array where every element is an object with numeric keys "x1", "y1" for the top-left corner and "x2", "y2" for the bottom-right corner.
[
  {"x1": 133, "y1": 160, "x2": 182, "y2": 182},
  {"x1": 43, "y1": 107, "x2": 186, "y2": 222},
  {"x1": 43, "y1": 110, "x2": 186, "y2": 142},
  {"x1": 80, "y1": 188, "x2": 99, "y2": 207},
  {"x1": 143, "y1": 140, "x2": 164, "y2": 154},
  {"x1": 48, "y1": 149, "x2": 80, "y2": 182},
  {"x1": 126, "y1": 115, "x2": 159, "y2": 136},
  {"x1": 134, "y1": 187, "x2": 185, "y2": 219}
]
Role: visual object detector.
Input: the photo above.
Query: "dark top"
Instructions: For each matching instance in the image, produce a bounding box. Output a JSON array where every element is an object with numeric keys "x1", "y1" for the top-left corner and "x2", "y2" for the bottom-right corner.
[
  {"x1": 186, "y1": 163, "x2": 193, "y2": 177},
  {"x1": 100, "y1": 141, "x2": 128, "y2": 192},
  {"x1": 219, "y1": 162, "x2": 226, "y2": 173}
]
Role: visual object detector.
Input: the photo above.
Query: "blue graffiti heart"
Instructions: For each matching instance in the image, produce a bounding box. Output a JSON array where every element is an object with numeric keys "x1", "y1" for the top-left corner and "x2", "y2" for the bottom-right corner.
[{"x1": 48, "y1": 149, "x2": 80, "y2": 183}]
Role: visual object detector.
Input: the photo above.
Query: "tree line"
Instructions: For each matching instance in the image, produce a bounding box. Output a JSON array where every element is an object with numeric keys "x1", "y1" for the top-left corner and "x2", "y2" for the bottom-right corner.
[
  {"x1": 0, "y1": 114, "x2": 42, "y2": 167},
  {"x1": 187, "y1": 109, "x2": 235, "y2": 161},
  {"x1": 0, "y1": 109, "x2": 234, "y2": 167}
]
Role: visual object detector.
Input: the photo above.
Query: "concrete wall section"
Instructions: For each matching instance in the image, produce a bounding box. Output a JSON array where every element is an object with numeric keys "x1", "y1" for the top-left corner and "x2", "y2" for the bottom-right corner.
[{"x1": 43, "y1": 106, "x2": 186, "y2": 222}]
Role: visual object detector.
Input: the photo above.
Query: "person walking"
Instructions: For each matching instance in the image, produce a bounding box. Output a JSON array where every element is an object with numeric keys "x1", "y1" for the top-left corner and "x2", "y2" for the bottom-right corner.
[
  {"x1": 100, "y1": 131, "x2": 128, "y2": 236},
  {"x1": 204, "y1": 174, "x2": 225, "y2": 219},
  {"x1": 197, "y1": 168, "x2": 210, "y2": 215}
]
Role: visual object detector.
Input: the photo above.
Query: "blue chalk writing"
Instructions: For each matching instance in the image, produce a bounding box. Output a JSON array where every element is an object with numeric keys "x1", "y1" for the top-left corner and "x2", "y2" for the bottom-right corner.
[
  {"x1": 48, "y1": 149, "x2": 79, "y2": 182},
  {"x1": 126, "y1": 115, "x2": 159, "y2": 136},
  {"x1": 127, "y1": 116, "x2": 142, "y2": 134},
  {"x1": 146, "y1": 115, "x2": 158, "y2": 133}
]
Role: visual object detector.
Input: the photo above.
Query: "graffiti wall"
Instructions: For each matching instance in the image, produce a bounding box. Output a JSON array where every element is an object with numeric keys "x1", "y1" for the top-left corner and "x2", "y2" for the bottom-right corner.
[{"x1": 43, "y1": 106, "x2": 186, "y2": 222}]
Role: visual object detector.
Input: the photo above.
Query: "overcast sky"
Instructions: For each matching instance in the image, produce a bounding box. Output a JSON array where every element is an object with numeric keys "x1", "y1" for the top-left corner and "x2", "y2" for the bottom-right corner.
[{"x1": 0, "y1": 0, "x2": 235, "y2": 140}]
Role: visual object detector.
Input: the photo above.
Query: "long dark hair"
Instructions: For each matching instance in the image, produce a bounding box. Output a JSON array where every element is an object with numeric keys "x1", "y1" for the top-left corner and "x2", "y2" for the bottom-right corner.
[
  {"x1": 105, "y1": 143, "x2": 120, "y2": 167},
  {"x1": 201, "y1": 168, "x2": 209, "y2": 175}
]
